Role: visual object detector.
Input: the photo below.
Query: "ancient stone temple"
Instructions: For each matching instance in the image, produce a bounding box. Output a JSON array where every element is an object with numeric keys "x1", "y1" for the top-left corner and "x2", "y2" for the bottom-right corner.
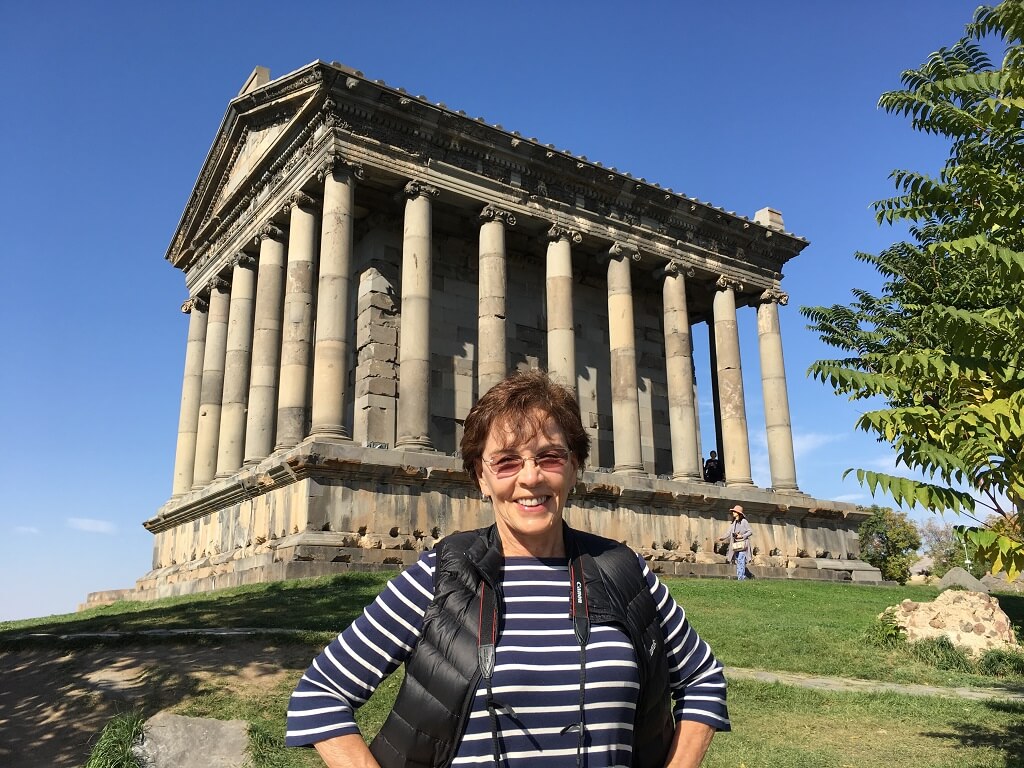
[{"x1": 133, "y1": 61, "x2": 880, "y2": 600}]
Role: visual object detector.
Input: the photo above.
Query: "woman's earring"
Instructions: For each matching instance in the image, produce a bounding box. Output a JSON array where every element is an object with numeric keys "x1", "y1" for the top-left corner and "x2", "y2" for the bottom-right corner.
[{"x1": 482, "y1": 494, "x2": 491, "y2": 503}]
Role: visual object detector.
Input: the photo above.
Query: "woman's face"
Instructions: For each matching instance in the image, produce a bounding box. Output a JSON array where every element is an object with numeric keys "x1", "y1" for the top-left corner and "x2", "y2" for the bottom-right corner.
[{"x1": 476, "y1": 411, "x2": 576, "y2": 558}]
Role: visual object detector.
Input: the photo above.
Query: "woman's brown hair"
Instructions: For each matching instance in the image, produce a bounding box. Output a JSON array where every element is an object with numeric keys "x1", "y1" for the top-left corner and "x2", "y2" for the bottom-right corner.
[{"x1": 460, "y1": 369, "x2": 590, "y2": 489}]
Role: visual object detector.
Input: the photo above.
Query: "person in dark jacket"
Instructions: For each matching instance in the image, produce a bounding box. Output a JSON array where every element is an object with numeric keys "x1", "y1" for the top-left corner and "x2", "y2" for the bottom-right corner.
[
  {"x1": 702, "y1": 451, "x2": 724, "y2": 484},
  {"x1": 287, "y1": 370, "x2": 729, "y2": 768}
]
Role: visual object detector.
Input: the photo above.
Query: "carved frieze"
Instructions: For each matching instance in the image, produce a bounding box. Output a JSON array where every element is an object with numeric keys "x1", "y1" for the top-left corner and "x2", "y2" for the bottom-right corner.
[
  {"x1": 171, "y1": 62, "x2": 808, "y2": 282},
  {"x1": 654, "y1": 259, "x2": 695, "y2": 282},
  {"x1": 287, "y1": 191, "x2": 317, "y2": 213},
  {"x1": 317, "y1": 152, "x2": 365, "y2": 183},
  {"x1": 231, "y1": 252, "x2": 258, "y2": 270},
  {"x1": 759, "y1": 287, "x2": 789, "y2": 306},
  {"x1": 241, "y1": 67, "x2": 323, "y2": 108},
  {"x1": 609, "y1": 242, "x2": 641, "y2": 262},
  {"x1": 716, "y1": 274, "x2": 744, "y2": 293},
  {"x1": 180, "y1": 296, "x2": 209, "y2": 314},
  {"x1": 479, "y1": 204, "x2": 516, "y2": 227},
  {"x1": 402, "y1": 180, "x2": 440, "y2": 200},
  {"x1": 546, "y1": 224, "x2": 582, "y2": 244},
  {"x1": 207, "y1": 275, "x2": 230, "y2": 294},
  {"x1": 256, "y1": 223, "x2": 285, "y2": 244}
]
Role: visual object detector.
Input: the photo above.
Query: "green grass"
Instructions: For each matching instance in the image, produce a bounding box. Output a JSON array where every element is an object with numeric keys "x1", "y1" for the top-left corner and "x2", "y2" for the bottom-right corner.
[
  {"x1": 5, "y1": 572, "x2": 1021, "y2": 767},
  {"x1": 157, "y1": 673, "x2": 1024, "y2": 768},
  {"x1": 704, "y1": 679, "x2": 1024, "y2": 768},
  {"x1": 83, "y1": 710, "x2": 145, "y2": 768},
  {"x1": 667, "y1": 578, "x2": 1024, "y2": 688},
  {"x1": 0, "y1": 571, "x2": 388, "y2": 636},
  {"x1": 5, "y1": 573, "x2": 1023, "y2": 688}
]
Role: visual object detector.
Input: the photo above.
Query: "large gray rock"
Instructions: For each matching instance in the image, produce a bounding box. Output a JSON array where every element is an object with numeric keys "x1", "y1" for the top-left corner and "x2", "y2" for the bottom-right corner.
[
  {"x1": 134, "y1": 712, "x2": 248, "y2": 768},
  {"x1": 937, "y1": 566, "x2": 989, "y2": 593},
  {"x1": 981, "y1": 573, "x2": 1024, "y2": 594}
]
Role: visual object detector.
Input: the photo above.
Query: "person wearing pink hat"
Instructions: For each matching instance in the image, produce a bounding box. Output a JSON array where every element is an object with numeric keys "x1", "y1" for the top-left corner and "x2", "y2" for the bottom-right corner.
[{"x1": 717, "y1": 505, "x2": 753, "y2": 580}]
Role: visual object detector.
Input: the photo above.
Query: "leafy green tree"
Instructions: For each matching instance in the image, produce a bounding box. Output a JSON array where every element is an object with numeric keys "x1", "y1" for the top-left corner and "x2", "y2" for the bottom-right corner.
[
  {"x1": 918, "y1": 518, "x2": 962, "y2": 579},
  {"x1": 858, "y1": 506, "x2": 923, "y2": 584},
  {"x1": 802, "y1": 1, "x2": 1024, "y2": 581},
  {"x1": 920, "y1": 518, "x2": 989, "y2": 579}
]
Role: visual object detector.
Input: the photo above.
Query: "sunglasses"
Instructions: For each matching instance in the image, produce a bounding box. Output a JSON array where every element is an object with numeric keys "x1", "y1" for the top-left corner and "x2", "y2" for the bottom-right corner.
[{"x1": 481, "y1": 448, "x2": 571, "y2": 478}]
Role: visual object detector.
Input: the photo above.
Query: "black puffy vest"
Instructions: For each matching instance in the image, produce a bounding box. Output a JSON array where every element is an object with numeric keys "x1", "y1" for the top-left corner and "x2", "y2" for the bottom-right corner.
[{"x1": 369, "y1": 524, "x2": 674, "y2": 768}]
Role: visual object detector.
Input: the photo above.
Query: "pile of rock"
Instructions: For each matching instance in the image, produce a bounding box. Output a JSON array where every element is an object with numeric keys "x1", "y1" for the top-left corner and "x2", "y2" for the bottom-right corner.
[{"x1": 884, "y1": 589, "x2": 1019, "y2": 657}]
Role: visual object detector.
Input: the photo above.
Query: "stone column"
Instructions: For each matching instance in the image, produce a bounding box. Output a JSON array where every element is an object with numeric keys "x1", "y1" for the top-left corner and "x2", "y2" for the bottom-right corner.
[
  {"x1": 216, "y1": 253, "x2": 258, "y2": 477},
  {"x1": 310, "y1": 158, "x2": 362, "y2": 440},
  {"x1": 713, "y1": 275, "x2": 753, "y2": 486},
  {"x1": 275, "y1": 191, "x2": 318, "y2": 450},
  {"x1": 244, "y1": 224, "x2": 286, "y2": 464},
  {"x1": 546, "y1": 225, "x2": 580, "y2": 390},
  {"x1": 605, "y1": 243, "x2": 643, "y2": 474},
  {"x1": 396, "y1": 180, "x2": 439, "y2": 450},
  {"x1": 758, "y1": 288, "x2": 800, "y2": 491},
  {"x1": 657, "y1": 261, "x2": 701, "y2": 480},
  {"x1": 192, "y1": 276, "x2": 230, "y2": 488},
  {"x1": 171, "y1": 295, "x2": 209, "y2": 496},
  {"x1": 478, "y1": 204, "x2": 514, "y2": 395},
  {"x1": 691, "y1": 356, "x2": 704, "y2": 470}
]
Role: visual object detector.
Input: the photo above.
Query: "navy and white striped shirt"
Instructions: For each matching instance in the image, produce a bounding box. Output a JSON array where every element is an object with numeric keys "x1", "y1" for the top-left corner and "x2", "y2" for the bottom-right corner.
[{"x1": 287, "y1": 551, "x2": 729, "y2": 766}]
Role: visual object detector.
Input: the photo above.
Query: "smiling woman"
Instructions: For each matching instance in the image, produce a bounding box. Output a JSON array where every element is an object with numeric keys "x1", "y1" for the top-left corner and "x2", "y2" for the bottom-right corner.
[
  {"x1": 461, "y1": 372, "x2": 588, "y2": 558},
  {"x1": 286, "y1": 370, "x2": 731, "y2": 768}
]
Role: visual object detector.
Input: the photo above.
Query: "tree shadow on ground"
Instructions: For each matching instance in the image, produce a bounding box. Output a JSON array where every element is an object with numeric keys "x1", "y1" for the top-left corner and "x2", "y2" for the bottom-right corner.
[
  {"x1": 922, "y1": 699, "x2": 1024, "y2": 768},
  {"x1": 0, "y1": 640, "x2": 317, "y2": 768},
  {"x1": 994, "y1": 593, "x2": 1024, "y2": 638}
]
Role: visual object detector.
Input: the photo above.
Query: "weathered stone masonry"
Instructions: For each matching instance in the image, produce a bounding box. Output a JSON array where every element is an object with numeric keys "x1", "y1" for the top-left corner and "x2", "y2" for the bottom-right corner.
[{"x1": 128, "y1": 61, "x2": 880, "y2": 602}]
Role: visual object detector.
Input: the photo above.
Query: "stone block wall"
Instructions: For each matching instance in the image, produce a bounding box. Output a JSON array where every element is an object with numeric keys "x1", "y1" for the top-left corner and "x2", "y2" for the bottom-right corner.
[{"x1": 132, "y1": 441, "x2": 878, "y2": 603}]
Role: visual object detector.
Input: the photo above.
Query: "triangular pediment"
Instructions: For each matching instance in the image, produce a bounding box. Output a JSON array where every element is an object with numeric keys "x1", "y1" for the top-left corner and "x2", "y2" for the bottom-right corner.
[
  {"x1": 166, "y1": 62, "x2": 329, "y2": 269},
  {"x1": 214, "y1": 117, "x2": 291, "y2": 209}
]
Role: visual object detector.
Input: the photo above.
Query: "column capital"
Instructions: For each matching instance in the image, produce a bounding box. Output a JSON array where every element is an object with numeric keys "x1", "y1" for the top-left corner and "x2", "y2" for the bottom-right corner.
[
  {"x1": 606, "y1": 241, "x2": 641, "y2": 263},
  {"x1": 284, "y1": 191, "x2": 317, "y2": 214},
  {"x1": 255, "y1": 223, "x2": 285, "y2": 244},
  {"x1": 479, "y1": 204, "x2": 516, "y2": 227},
  {"x1": 180, "y1": 296, "x2": 209, "y2": 314},
  {"x1": 546, "y1": 224, "x2": 582, "y2": 244},
  {"x1": 759, "y1": 287, "x2": 789, "y2": 306},
  {"x1": 206, "y1": 276, "x2": 230, "y2": 295},
  {"x1": 317, "y1": 152, "x2": 365, "y2": 183},
  {"x1": 715, "y1": 274, "x2": 744, "y2": 292},
  {"x1": 402, "y1": 180, "x2": 441, "y2": 200},
  {"x1": 230, "y1": 252, "x2": 258, "y2": 270},
  {"x1": 653, "y1": 259, "x2": 694, "y2": 282}
]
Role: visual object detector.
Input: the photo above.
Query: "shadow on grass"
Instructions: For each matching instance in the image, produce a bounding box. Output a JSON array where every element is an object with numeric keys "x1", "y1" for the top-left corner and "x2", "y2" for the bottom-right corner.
[
  {"x1": 0, "y1": 639, "x2": 319, "y2": 768},
  {"x1": 0, "y1": 573, "x2": 393, "y2": 767},
  {"x1": 923, "y1": 699, "x2": 1024, "y2": 768}
]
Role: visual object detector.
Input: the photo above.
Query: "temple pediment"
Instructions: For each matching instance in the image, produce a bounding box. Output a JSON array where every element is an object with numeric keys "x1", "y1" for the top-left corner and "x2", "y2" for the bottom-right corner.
[
  {"x1": 167, "y1": 63, "x2": 327, "y2": 269},
  {"x1": 215, "y1": 115, "x2": 291, "y2": 209},
  {"x1": 167, "y1": 60, "x2": 809, "y2": 286}
]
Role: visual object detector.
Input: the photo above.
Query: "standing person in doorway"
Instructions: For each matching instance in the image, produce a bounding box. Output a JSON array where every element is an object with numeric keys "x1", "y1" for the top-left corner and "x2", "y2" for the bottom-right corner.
[
  {"x1": 286, "y1": 369, "x2": 730, "y2": 768},
  {"x1": 718, "y1": 505, "x2": 753, "y2": 580},
  {"x1": 703, "y1": 450, "x2": 724, "y2": 484}
]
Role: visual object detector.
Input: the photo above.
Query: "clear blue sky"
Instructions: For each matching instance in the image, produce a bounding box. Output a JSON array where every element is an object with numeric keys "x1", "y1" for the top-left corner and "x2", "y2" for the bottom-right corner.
[{"x1": 0, "y1": 0, "x2": 983, "y2": 621}]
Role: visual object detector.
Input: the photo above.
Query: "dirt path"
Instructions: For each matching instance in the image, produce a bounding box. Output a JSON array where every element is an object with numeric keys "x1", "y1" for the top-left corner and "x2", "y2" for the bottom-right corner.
[
  {"x1": 726, "y1": 666, "x2": 1024, "y2": 701},
  {"x1": 0, "y1": 641, "x2": 316, "y2": 768}
]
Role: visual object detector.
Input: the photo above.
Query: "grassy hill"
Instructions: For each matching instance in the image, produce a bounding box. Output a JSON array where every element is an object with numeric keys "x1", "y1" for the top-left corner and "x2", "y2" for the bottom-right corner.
[{"x1": 2, "y1": 574, "x2": 1023, "y2": 768}]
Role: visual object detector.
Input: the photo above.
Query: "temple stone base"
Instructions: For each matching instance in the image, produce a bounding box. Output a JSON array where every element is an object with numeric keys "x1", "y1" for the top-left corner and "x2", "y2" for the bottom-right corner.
[{"x1": 83, "y1": 440, "x2": 881, "y2": 607}]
